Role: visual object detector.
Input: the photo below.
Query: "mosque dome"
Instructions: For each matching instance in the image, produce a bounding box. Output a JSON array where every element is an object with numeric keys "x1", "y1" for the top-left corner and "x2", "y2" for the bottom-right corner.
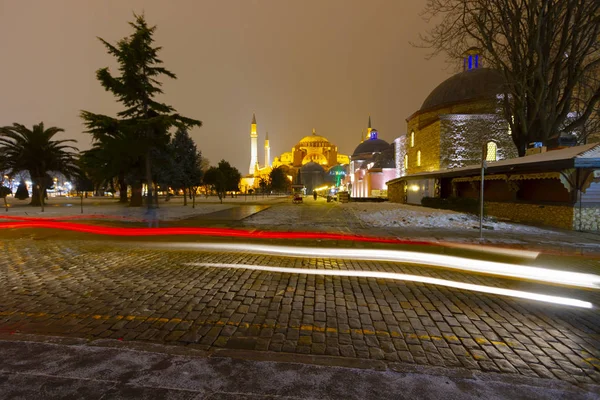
[
  {"x1": 420, "y1": 68, "x2": 504, "y2": 112},
  {"x1": 297, "y1": 129, "x2": 331, "y2": 146},
  {"x1": 298, "y1": 134, "x2": 330, "y2": 144},
  {"x1": 300, "y1": 161, "x2": 325, "y2": 173},
  {"x1": 352, "y1": 138, "x2": 391, "y2": 157}
]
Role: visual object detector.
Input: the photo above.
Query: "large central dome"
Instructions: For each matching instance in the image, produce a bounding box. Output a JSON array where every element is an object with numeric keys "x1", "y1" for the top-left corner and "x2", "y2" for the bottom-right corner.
[
  {"x1": 297, "y1": 128, "x2": 331, "y2": 146},
  {"x1": 299, "y1": 135, "x2": 329, "y2": 143},
  {"x1": 420, "y1": 68, "x2": 504, "y2": 112}
]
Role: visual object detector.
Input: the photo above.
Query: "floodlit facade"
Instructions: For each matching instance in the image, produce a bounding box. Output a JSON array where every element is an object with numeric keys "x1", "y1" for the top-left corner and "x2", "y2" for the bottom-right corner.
[{"x1": 241, "y1": 114, "x2": 350, "y2": 192}]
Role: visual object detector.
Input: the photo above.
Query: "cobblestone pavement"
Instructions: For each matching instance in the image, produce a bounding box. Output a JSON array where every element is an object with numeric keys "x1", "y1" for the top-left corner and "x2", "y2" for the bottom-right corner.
[{"x1": 0, "y1": 238, "x2": 599, "y2": 386}]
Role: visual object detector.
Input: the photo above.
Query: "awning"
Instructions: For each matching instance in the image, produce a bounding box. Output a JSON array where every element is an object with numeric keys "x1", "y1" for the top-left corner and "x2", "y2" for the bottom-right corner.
[
  {"x1": 452, "y1": 174, "x2": 508, "y2": 183},
  {"x1": 508, "y1": 172, "x2": 561, "y2": 181}
]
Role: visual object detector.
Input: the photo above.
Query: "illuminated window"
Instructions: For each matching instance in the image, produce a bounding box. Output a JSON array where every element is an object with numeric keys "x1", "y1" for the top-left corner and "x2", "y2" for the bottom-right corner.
[
  {"x1": 410, "y1": 131, "x2": 415, "y2": 147},
  {"x1": 417, "y1": 150, "x2": 421, "y2": 166},
  {"x1": 404, "y1": 154, "x2": 408, "y2": 169},
  {"x1": 486, "y1": 141, "x2": 497, "y2": 161}
]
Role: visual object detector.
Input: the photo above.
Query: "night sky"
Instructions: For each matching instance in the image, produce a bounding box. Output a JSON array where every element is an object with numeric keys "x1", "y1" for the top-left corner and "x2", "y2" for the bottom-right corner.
[{"x1": 0, "y1": 0, "x2": 451, "y2": 173}]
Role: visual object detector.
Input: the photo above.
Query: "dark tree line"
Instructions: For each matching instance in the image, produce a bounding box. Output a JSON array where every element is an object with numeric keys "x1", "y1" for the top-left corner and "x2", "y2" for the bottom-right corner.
[
  {"x1": 203, "y1": 160, "x2": 242, "y2": 203},
  {"x1": 0, "y1": 15, "x2": 242, "y2": 210}
]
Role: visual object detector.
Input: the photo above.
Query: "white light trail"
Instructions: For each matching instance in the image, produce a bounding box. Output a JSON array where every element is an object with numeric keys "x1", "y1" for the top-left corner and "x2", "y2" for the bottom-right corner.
[
  {"x1": 188, "y1": 262, "x2": 593, "y2": 309},
  {"x1": 439, "y1": 242, "x2": 540, "y2": 259},
  {"x1": 151, "y1": 242, "x2": 600, "y2": 290}
]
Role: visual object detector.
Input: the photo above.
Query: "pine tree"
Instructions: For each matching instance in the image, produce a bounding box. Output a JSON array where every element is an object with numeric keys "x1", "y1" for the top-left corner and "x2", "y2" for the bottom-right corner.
[
  {"x1": 81, "y1": 14, "x2": 201, "y2": 206},
  {"x1": 169, "y1": 129, "x2": 203, "y2": 206}
]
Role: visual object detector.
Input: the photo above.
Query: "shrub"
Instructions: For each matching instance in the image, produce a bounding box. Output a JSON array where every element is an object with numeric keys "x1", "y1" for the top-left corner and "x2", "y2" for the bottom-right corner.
[
  {"x1": 15, "y1": 182, "x2": 29, "y2": 200},
  {"x1": 421, "y1": 196, "x2": 482, "y2": 215},
  {"x1": 0, "y1": 186, "x2": 11, "y2": 198}
]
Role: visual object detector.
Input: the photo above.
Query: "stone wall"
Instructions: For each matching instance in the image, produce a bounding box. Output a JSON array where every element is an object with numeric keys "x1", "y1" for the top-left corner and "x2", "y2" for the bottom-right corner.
[
  {"x1": 485, "y1": 201, "x2": 574, "y2": 230},
  {"x1": 387, "y1": 180, "x2": 405, "y2": 203},
  {"x1": 439, "y1": 114, "x2": 517, "y2": 169},
  {"x1": 406, "y1": 121, "x2": 441, "y2": 174},
  {"x1": 393, "y1": 136, "x2": 405, "y2": 178},
  {"x1": 573, "y1": 206, "x2": 600, "y2": 231},
  {"x1": 402, "y1": 99, "x2": 519, "y2": 178}
]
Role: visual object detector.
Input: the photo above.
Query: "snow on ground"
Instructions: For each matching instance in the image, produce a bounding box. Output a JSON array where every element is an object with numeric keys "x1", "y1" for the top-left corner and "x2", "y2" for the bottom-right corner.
[
  {"x1": 343, "y1": 202, "x2": 558, "y2": 234},
  {"x1": 0, "y1": 196, "x2": 237, "y2": 221},
  {"x1": 0, "y1": 195, "x2": 562, "y2": 237},
  {"x1": 244, "y1": 199, "x2": 558, "y2": 234}
]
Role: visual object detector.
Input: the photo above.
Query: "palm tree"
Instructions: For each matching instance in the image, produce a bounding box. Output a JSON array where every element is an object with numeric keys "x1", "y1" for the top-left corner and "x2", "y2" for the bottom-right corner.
[{"x1": 0, "y1": 122, "x2": 79, "y2": 209}]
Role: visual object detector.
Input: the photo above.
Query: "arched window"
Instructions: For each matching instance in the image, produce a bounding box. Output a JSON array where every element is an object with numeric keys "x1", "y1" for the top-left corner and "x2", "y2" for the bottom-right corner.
[
  {"x1": 417, "y1": 150, "x2": 421, "y2": 166},
  {"x1": 410, "y1": 131, "x2": 415, "y2": 147},
  {"x1": 486, "y1": 141, "x2": 497, "y2": 162},
  {"x1": 404, "y1": 154, "x2": 408, "y2": 169}
]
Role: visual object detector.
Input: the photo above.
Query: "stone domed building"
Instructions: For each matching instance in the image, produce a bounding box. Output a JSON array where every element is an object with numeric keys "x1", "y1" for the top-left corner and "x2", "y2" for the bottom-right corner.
[
  {"x1": 386, "y1": 50, "x2": 600, "y2": 232},
  {"x1": 399, "y1": 49, "x2": 517, "y2": 180},
  {"x1": 349, "y1": 117, "x2": 397, "y2": 198}
]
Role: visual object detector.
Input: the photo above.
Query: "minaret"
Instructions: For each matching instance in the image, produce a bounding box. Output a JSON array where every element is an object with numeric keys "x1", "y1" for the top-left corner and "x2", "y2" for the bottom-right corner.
[
  {"x1": 367, "y1": 116, "x2": 373, "y2": 139},
  {"x1": 264, "y1": 131, "x2": 271, "y2": 167},
  {"x1": 249, "y1": 113, "x2": 258, "y2": 175}
]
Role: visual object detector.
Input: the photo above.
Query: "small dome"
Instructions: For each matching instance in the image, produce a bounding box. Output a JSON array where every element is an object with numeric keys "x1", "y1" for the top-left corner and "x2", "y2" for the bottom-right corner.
[
  {"x1": 328, "y1": 164, "x2": 347, "y2": 174},
  {"x1": 420, "y1": 68, "x2": 504, "y2": 112},
  {"x1": 300, "y1": 161, "x2": 325, "y2": 172},
  {"x1": 352, "y1": 138, "x2": 391, "y2": 157}
]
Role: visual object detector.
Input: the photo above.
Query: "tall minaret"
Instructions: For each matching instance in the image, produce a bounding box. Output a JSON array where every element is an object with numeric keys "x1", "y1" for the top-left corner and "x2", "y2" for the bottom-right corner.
[
  {"x1": 249, "y1": 113, "x2": 258, "y2": 175},
  {"x1": 264, "y1": 131, "x2": 271, "y2": 168},
  {"x1": 367, "y1": 116, "x2": 373, "y2": 139}
]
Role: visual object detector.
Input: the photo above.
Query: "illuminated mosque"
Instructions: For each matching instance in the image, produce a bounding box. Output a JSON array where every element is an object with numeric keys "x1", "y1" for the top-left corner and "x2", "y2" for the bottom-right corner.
[{"x1": 240, "y1": 114, "x2": 350, "y2": 193}]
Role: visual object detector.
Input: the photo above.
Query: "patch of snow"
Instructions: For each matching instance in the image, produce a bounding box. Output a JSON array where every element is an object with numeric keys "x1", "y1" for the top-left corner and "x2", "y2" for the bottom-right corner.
[{"x1": 342, "y1": 202, "x2": 558, "y2": 234}]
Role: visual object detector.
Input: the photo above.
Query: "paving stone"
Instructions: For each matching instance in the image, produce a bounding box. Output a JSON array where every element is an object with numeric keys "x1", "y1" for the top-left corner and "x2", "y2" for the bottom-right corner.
[
  {"x1": 530, "y1": 364, "x2": 555, "y2": 379},
  {"x1": 479, "y1": 360, "x2": 501, "y2": 372},
  {"x1": 0, "y1": 237, "x2": 598, "y2": 386},
  {"x1": 369, "y1": 347, "x2": 385, "y2": 360},
  {"x1": 339, "y1": 345, "x2": 356, "y2": 358}
]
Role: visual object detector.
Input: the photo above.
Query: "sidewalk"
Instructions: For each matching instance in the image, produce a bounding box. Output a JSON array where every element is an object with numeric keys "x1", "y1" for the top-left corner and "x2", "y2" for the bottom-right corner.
[{"x1": 0, "y1": 335, "x2": 597, "y2": 400}]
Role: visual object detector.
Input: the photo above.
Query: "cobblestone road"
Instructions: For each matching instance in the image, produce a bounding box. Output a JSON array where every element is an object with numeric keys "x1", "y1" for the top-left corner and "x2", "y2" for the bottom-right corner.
[{"x1": 0, "y1": 238, "x2": 599, "y2": 386}]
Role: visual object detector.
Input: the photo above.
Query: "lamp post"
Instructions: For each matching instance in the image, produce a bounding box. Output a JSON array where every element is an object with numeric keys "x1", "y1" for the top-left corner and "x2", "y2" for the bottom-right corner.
[{"x1": 479, "y1": 143, "x2": 488, "y2": 239}]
